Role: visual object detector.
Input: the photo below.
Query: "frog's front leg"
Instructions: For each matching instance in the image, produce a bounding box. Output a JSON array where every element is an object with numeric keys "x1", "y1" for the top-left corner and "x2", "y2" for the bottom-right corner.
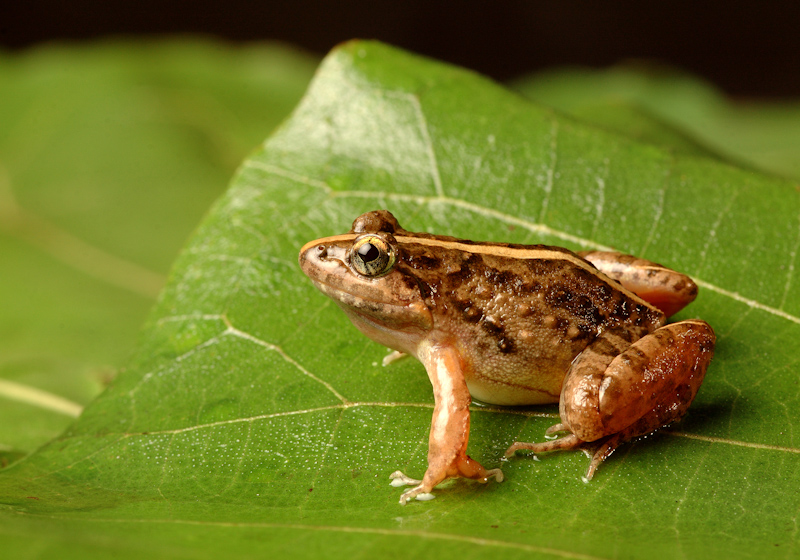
[
  {"x1": 392, "y1": 341, "x2": 503, "y2": 505},
  {"x1": 506, "y1": 320, "x2": 715, "y2": 479}
]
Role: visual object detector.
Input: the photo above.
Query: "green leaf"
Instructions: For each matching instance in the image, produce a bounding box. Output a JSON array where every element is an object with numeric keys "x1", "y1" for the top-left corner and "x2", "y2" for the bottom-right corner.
[
  {"x1": 2, "y1": 41, "x2": 799, "y2": 559},
  {"x1": 0, "y1": 40, "x2": 317, "y2": 461},
  {"x1": 513, "y1": 65, "x2": 800, "y2": 180}
]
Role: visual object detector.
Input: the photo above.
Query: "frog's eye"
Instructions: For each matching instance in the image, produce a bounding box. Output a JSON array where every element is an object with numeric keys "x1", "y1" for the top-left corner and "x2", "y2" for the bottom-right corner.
[{"x1": 350, "y1": 235, "x2": 396, "y2": 277}]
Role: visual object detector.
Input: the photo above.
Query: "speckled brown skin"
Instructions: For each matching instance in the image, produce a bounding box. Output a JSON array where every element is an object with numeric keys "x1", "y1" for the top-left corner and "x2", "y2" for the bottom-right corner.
[
  {"x1": 394, "y1": 238, "x2": 669, "y2": 406},
  {"x1": 299, "y1": 210, "x2": 716, "y2": 503}
]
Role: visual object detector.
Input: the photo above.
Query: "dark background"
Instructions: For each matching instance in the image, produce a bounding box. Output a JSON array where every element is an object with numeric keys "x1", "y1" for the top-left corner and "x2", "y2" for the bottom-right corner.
[{"x1": 4, "y1": 1, "x2": 800, "y2": 98}]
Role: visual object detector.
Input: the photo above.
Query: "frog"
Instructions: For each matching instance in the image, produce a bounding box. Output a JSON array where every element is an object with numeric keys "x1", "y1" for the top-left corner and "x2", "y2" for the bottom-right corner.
[{"x1": 298, "y1": 210, "x2": 715, "y2": 504}]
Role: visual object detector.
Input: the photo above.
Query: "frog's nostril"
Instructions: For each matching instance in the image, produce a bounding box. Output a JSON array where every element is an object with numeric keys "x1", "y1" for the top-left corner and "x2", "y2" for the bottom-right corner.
[{"x1": 317, "y1": 245, "x2": 328, "y2": 258}]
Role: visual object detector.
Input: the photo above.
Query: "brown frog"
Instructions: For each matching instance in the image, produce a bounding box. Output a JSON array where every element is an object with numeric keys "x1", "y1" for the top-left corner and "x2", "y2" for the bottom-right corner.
[{"x1": 299, "y1": 210, "x2": 715, "y2": 504}]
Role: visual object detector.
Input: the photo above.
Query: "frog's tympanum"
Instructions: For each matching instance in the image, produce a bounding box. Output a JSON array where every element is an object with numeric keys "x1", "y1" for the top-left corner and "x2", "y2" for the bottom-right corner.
[{"x1": 299, "y1": 210, "x2": 715, "y2": 504}]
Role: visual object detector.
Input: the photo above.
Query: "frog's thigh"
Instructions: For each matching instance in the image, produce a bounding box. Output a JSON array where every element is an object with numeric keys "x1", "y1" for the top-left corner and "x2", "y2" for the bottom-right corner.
[
  {"x1": 579, "y1": 250, "x2": 698, "y2": 317},
  {"x1": 562, "y1": 319, "x2": 715, "y2": 443}
]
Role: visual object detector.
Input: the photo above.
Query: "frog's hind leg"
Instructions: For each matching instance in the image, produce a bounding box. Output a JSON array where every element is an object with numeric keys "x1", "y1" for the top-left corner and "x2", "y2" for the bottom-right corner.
[
  {"x1": 505, "y1": 326, "x2": 638, "y2": 469},
  {"x1": 505, "y1": 320, "x2": 715, "y2": 479},
  {"x1": 578, "y1": 251, "x2": 699, "y2": 317}
]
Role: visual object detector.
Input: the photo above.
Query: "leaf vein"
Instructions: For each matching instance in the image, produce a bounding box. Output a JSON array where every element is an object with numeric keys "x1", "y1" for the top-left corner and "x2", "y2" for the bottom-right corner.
[
  {"x1": 665, "y1": 430, "x2": 800, "y2": 453},
  {"x1": 639, "y1": 161, "x2": 671, "y2": 256},
  {"x1": 71, "y1": 402, "x2": 798, "y2": 456},
  {"x1": 11, "y1": 513, "x2": 613, "y2": 560},
  {"x1": 779, "y1": 211, "x2": 800, "y2": 310},
  {"x1": 223, "y1": 320, "x2": 349, "y2": 404},
  {"x1": 538, "y1": 116, "x2": 559, "y2": 223},
  {"x1": 696, "y1": 185, "x2": 741, "y2": 276},
  {"x1": 398, "y1": 91, "x2": 444, "y2": 198}
]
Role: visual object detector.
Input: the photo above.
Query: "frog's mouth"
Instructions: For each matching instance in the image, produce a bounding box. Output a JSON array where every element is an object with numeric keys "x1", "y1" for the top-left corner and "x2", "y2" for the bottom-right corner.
[
  {"x1": 311, "y1": 276, "x2": 432, "y2": 331},
  {"x1": 299, "y1": 240, "x2": 434, "y2": 336},
  {"x1": 306, "y1": 278, "x2": 432, "y2": 356}
]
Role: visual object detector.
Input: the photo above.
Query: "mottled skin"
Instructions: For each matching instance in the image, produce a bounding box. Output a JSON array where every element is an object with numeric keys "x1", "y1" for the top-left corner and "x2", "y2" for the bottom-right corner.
[{"x1": 299, "y1": 210, "x2": 715, "y2": 504}]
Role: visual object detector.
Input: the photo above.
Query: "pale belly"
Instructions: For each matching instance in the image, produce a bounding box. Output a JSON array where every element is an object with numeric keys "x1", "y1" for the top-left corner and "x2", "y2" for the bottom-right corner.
[{"x1": 465, "y1": 371, "x2": 564, "y2": 406}]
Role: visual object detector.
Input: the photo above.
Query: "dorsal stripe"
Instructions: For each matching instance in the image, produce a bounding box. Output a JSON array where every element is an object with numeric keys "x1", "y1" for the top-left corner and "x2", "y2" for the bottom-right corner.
[{"x1": 302, "y1": 233, "x2": 660, "y2": 314}]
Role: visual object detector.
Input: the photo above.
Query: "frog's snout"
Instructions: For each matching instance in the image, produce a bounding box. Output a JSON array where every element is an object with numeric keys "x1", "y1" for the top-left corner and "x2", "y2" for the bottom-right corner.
[{"x1": 298, "y1": 242, "x2": 326, "y2": 276}]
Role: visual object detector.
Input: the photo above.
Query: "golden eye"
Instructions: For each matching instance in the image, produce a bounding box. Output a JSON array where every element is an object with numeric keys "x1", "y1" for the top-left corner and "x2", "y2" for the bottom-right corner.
[{"x1": 350, "y1": 235, "x2": 396, "y2": 277}]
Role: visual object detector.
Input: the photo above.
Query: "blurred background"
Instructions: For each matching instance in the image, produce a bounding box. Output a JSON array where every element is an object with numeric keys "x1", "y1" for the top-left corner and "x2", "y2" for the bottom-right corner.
[
  {"x1": 5, "y1": 0, "x2": 800, "y2": 97},
  {"x1": 2, "y1": 1, "x2": 799, "y2": 465}
]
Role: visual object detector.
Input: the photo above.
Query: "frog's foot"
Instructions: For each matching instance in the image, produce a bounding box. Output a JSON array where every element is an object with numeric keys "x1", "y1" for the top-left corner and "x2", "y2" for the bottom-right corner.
[
  {"x1": 505, "y1": 433, "x2": 619, "y2": 481},
  {"x1": 583, "y1": 434, "x2": 623, "y2": 481},
  {"x1": 389, "y1": 469, "x2": 505, "y2": 492},
  {"x1": 389, "y1": 470, "x2": 421, "y2": 487},
  {"x1": 399, "y1": 485, "x2": 435, "y2": 505},
  {"x1": 544, "y1": 422, "x2": 570, "y2": 436},
  {"x1": 452, "y1": 454, "x2": 504, "y2": 484},
  {"x1": 480, "y1": 468, "x2": 505, "y2": 483},
  {"x1": 389, "y1": 471, "x2": 435, "y2": 505},
  {"x1": 390, "y1": 461, "x2": 504, "y2": 505}
]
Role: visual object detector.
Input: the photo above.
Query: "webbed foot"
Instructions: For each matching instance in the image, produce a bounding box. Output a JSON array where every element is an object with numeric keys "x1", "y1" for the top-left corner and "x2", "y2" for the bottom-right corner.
[
  {"x1": 389, "y1": 466, "x2": 503, "y2": 505},
  {"x1": 389, "y1": 471, "x2": 434, "y2": 504}
]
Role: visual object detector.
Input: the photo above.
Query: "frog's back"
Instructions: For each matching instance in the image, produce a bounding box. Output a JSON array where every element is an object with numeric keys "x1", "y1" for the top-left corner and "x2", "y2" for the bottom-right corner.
[{"x1": 394, "y1": 239, "x2": 663, "y2": 405}]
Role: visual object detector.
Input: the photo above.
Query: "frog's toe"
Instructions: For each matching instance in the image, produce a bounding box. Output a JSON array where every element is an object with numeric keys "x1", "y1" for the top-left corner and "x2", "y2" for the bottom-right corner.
[
  {"x1": 545, "y1": 422, "x2": 570, "y2": 436},
  {"x1": 398, "y1": 484, "x2": 435, "y2": 505},
  {"x1": 481, "y1": 468, "x2": 504, "y2": 483},
  {"x1": 583, "y1": 433, "x2": 624, "y2": 481},
  {"x1": 382, "y1": 350, "x2": 408, "y2": 366},
  {"x1": 505, "y1": 433, "x2": 584, "y2": 458},
  {"x1": 389, "y1": 470, "x2": 422, "y2": 487},
  {"x1": 390, "y1": 471, "x2": 441, "y2": 504},
  {"x1": 506, "y1": 433, "x2": 625, "y2": 480}
]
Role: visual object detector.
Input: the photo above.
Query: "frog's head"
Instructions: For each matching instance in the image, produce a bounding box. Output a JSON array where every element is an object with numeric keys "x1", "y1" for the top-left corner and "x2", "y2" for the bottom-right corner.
[{"x1": 299, "y1": 210, "x2": 433, "y2": 354}]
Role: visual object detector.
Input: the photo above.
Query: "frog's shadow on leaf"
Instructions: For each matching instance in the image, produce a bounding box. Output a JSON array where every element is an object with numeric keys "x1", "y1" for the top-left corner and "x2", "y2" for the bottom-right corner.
[{"x1": 674, "y1": 399, "x2": 744, "y2": 433}]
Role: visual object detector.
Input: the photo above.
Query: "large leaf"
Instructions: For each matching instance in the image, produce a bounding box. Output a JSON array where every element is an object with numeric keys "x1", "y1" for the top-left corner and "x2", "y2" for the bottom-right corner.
[
  {"x1": 2, "y1": 41, "x2": 799, "y2": 559},
  {"x1": 0, "y1": 40, "x2": 316, "y2": 461}
]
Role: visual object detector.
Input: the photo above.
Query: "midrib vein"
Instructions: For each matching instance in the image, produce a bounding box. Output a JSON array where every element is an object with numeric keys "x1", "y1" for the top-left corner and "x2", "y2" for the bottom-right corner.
[
  {"x1": 82, "y1": 401, "x2": 799, "y2": 455},
  {"x1": 7, "y1": 513, "x2": 611, "y2": 560}
]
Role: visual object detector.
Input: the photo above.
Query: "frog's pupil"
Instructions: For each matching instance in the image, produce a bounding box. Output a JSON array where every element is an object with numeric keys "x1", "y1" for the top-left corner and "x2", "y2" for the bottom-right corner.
[{"x1": 358, "y1": 243, "x2": 380, "y2": 262}]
